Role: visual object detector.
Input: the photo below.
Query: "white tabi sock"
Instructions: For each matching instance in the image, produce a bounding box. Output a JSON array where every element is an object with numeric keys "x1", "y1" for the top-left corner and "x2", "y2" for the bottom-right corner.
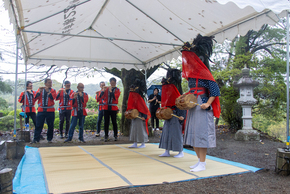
[
  {"x1": 190, "y1": 158, "x2": 200, "y2": 169},
  {"x1": 129, "y1": 142, "x2": 137, "y2": 148},
  {"x1": 174, "y1": 151, "x2": 184, "y2": 158},
  {"x1": 190, "y1": 162, "x2": 206, "y2": 172},
  {"x1": 138, "y1": 143, "x2": 146, "y2": 148},
  {"x1": 159, "y1": 150, "x2": 170, "y2": 157}
]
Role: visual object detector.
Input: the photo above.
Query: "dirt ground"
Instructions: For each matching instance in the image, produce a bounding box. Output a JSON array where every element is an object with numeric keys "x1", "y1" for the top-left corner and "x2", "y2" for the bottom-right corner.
[{"x1": 1, "y1": 128, "x2": 290, "y2": 194}]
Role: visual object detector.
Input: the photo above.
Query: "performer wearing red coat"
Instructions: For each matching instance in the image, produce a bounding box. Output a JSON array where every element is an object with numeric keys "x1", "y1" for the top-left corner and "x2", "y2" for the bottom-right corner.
[
  {"x1": 65, "y1": 83, "x2": 89, "y2": 143},
  {"x1": 127, "y1": 85, "x2": 151, "y2": 148},
  {"x1": 32, "y1": 78, "x2": 57, "y2": 143},
  {"x1": 56, "y1": 80, "x2": 74, "y2": 138},
  {"x1": 99, "y1": 77, "x2": 121, "y2": 142},
  {"x1": 18, "y1": 81, "x2": 37, "y2": 127}
]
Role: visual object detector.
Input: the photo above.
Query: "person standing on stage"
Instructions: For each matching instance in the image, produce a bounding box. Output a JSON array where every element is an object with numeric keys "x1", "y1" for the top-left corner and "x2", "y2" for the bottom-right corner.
[
  {"x1": 127, "y1": 80, "x2": 150, "y2": 148},
  {"x1": 18, "y1": 81, "x2": 37, "y2": 129},
  {"x1": 99, "y1": 77, "x2": 121, "y2": 142},
  {"x1": 56, "y1": 80, "x2": 74, "y2": 139},
  {"x1": 95, "y1": 81, "x2": 105, "y2": 137},
  {"x1": 64, "y1": 83, "x2": 89, "y2": 143},
  {"x1": 32, "y1": 78, "x2": 57, "y2": 143},
  {"x1": 148, "y1": 88, "x2": 161, "y2": 130},
  {"x1": 158, "y1": 70, "x2": 186, "y2": 158},
  {"x1": 182, "y1": 35, "x2": 221, "y2": 172}
]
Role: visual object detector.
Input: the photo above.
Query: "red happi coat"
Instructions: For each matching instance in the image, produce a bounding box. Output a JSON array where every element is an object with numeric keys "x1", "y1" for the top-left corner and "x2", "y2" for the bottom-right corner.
[
  {"x1": 56, "y1": 89, "x2": 74, "y2": 111},
  {"x1": 100, "y1": 87, "x2": 121, "y2": 111},
  {"x1": 126, "y1": 92, "x2": 151, "y2": 134},
  {"x1": 182, "y1": 51, "x2": 221, "y2": 118},
  {"x1": 18, "y1": 90, "x2": 37, "y2": 113},
  {"x1": 96, "y1": 91, "x2": 105, "y2": 111},
  {"x1": 70, "y1": 91, "x2": 89, "y2": 116},
  {"x1": 35, "y1": 88, "x2": 57, "y2": 112}
]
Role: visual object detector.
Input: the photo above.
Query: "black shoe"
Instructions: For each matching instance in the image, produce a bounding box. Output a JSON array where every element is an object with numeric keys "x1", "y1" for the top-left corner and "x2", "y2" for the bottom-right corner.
[
  {"x1": 30, "y1": 140, "x2": 38, "y2": 144},
  {"x1": 114, "y1": 136, "x2": 118, "y2": 141},
  {"x1": 40, "y1": 135, "x2": 45, "y2": 140},
  {"x1": 64, "y1": 139, "x2": 71, "y2": 143},
  {"x1": 65, "y1": 134, "x2": 68, "y2": 138},
  {"x1": 104, "y1": 137, "x2": 108, "y2": 142},
  {"x1": 60, "y1": 135, "x2": 64, "y2": 139},
  {"x1": 79, "y1": 139, "x2": 86, "y2": 143}
]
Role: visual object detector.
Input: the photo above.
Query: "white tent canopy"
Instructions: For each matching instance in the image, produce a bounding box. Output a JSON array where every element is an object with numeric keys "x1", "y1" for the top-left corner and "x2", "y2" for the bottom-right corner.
[{"x1": 4, "y1": 0, "x2": 290, "y2": 70}]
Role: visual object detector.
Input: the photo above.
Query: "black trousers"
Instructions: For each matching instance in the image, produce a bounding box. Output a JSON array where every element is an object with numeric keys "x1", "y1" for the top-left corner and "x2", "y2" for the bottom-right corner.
[
  {"x1": 34, "y1": 112, "x2": 55, "y2": 141},
  {"x1": 104, "y1": 110, "x2": 118, "y2": 138},
  {"x1": 59, "y1": 110, "x2": 71, "y2": 135},
  {"x1": 150, "y1": 110, "x2": 159, "y2": 129},
  {"x1": 25, "y1": 112, "x2": 37, "y2": 127}
]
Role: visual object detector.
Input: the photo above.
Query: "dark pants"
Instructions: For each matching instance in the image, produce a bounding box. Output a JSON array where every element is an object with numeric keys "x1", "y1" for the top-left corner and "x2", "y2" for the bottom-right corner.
[
  {"x1": 59, "y1": 110, "x2": 71, "y2": 136},
  {"x1": 34, "y1": 112, "x2": 55, "y2": 141},
  {"x1": 104, "y1": 110, "x2": 118, "y2": 138},
  {"x1": 96, "y1": 110, "x2": 104, "y2": 134},
  {"x1": 150, "y1": 110, "x2": 159, "y2": 129},
  {"x1": 25, "y1": 112, "x2": 36, "y2": 127},
  {"x1": 68, "y1": 116, "x2": 86, "y2": 141}
]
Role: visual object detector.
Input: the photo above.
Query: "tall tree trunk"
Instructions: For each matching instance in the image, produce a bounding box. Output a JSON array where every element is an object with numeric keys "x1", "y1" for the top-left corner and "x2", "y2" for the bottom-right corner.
[{"x1": 105, "y1": 65, "x2": 159, "y2": 136}]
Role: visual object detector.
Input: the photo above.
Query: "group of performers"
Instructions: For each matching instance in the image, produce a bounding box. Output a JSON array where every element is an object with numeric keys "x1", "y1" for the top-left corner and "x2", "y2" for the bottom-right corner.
[
  {"x1": 126, "y1": 34, "x2": 220, "y2": 172},
  {"x1": 19, "y1": 77, "x2": 121, "y2": 143}
]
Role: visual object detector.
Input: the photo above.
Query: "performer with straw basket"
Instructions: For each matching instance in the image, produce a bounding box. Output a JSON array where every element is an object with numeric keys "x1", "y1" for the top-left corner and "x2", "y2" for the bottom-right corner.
[
  {"x1": 182, "y1": 34, "x2": 221, "y2": 172},
  {"x1": 125, "y1": 79, "x2": 150, "y2": 148},
  {"x1": 158, "y1": 68, "x2": 186, "y2": 158}
]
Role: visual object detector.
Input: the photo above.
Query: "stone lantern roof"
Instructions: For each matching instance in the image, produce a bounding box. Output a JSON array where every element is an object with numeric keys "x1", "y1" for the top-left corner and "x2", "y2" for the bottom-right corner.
[{"x1": 233, "y1": 67, "x2": 259, "y2": 88}]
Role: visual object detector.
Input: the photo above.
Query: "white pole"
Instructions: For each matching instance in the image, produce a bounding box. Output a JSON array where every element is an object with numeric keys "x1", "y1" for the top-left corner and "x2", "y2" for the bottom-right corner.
[
  {"x1": 13, "y1": 34, "x2": 19, "y2": 136},
  {"x1": 286, "y1": 11, "x2": 289, "y2": 149},
  {"x1": 24, "y1": 61, "x2": 28, "y2": 128}
]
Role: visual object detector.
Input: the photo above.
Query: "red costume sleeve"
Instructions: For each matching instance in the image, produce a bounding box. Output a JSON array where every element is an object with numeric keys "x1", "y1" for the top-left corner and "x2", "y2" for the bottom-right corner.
[
  {"x1": 50, "y1": 89, "x2": 57, "y2": 100},
  {"x1": 18, "y1": 92, "x2": 24, "y2": 103},
  {"x1": 161, "y1": 84, "x2": 181, "y2": 107}
]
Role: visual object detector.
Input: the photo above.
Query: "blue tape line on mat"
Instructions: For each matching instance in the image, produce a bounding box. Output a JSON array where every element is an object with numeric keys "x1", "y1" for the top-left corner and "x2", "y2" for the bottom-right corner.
[
  {"x1": 13, "y1": 146, "x2": 47, "y2": 194},
  {"x1": 151, "y1": 143, "x2": 261, "y2": 172},
  {"x1": 78, "y1": 146, "x2": 133, "y2": 186},
  {"x1": 116, "y1": 145, "x2": 199, "y2": 178}
]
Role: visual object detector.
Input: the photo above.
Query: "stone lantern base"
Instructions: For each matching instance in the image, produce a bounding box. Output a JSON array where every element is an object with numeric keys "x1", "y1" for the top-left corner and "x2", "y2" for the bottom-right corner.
[{"x1": 235, "y1": 129, "x2": 260, "y2": 141}]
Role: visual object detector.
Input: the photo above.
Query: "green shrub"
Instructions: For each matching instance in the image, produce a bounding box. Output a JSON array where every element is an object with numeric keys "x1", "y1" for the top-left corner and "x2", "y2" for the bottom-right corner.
[
  {"x1": 0, "y1": 109, "x2": 10, "y2": 117},
  {"x1": 84, "y1": 114, "x2": 98, "y2": 130},
  {"x1": 8, "y1": 109, "x2": 22, "y2": 117},
  {"x1": 0, "y1": 115, "x2": 20, "y2": 131}
]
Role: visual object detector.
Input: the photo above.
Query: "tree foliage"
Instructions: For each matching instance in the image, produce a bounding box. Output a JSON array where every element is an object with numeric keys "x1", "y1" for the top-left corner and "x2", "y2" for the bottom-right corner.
[
  {"x1": 212, "y1": 23, "x2": 287, "y2": 130},
  {"x1": 0, "y1": 76, "x2": 12, "y2": 94}
]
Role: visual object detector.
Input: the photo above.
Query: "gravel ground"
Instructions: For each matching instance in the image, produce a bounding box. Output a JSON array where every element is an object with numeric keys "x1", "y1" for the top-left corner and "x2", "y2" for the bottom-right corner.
[{"x1": 1, "y1": 127, "x2": 290, "y2": 194}]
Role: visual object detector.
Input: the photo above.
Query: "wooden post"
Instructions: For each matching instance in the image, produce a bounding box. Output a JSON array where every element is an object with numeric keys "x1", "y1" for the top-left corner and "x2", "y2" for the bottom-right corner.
[
  {"x1": 18, "y1": 131, "x2": 30, "y2": 142},
  {"x1": 275, "y1": 148, "x2": 290, "y2": 176},
  {"x1": 6, "y1": 140, "x2": 25, "y2": 160},
  {"x1": 0, "y1": 168, "x2": 13, "y2": 194},
  {"x1": 19, "y1": 115, "x2": 23, "y2": 131}
]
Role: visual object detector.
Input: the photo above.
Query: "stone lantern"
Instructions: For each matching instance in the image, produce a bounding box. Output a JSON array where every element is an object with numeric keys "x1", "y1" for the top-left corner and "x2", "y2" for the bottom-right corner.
[{"x1": 233, "y1": 66, "x2": 260, "y2": 141}]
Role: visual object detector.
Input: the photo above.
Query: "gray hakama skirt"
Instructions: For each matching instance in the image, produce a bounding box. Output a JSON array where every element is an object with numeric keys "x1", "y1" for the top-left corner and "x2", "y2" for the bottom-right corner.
[
  {"x1": 183, "y1": 96, "x2": 216, "y2": 148},
  {"x1": 129, "y1": 118, "x2": 148, "y2": 143},
  {"x1": 159, "y1": 111, "x2": 183, "y2": 152}
]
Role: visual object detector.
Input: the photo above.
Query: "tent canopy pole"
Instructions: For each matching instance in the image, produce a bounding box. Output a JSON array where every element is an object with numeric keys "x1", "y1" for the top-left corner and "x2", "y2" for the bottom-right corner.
[
  {"x1": 287, "y1": 11, "x2": 290, "y2": 148},
  {"x1": 13, "y1": 34, "x2": 19, "y2": 136}
]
